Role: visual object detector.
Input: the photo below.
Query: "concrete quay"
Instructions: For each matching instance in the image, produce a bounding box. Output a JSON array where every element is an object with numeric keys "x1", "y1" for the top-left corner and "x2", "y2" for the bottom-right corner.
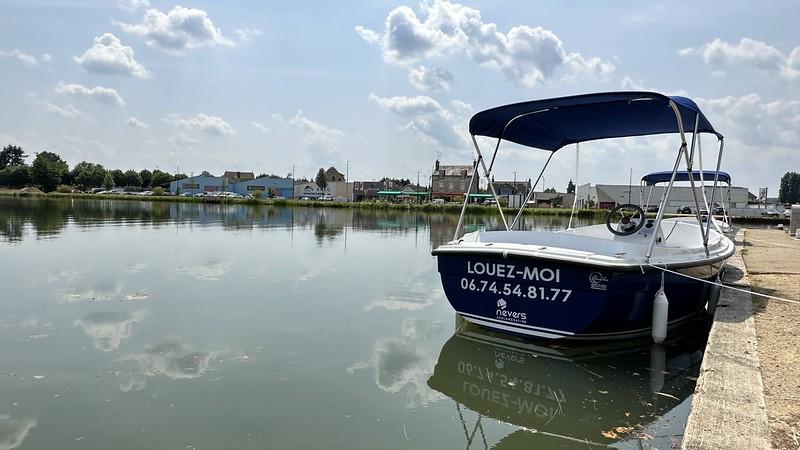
[{"x1": 683, "y1": 228, "x2": 800, "y2": 450}]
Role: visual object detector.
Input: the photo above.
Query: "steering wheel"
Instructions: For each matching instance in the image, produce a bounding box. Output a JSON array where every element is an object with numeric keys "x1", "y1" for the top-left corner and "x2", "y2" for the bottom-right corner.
[{"x1": 606, "y1": 203, "x2": 645, "y2": 236}]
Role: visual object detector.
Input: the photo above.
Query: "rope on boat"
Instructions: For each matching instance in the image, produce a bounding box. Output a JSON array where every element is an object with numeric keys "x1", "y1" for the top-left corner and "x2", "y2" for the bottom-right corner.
[{"x1": 640, "y1": 263, "x2": 800, "y2": 306}]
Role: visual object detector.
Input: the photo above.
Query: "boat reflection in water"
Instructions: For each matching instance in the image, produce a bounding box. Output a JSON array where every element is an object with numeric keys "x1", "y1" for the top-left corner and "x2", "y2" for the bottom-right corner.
[{"x1": 427, "y1": 317, "x2": 709, "y2": 449}]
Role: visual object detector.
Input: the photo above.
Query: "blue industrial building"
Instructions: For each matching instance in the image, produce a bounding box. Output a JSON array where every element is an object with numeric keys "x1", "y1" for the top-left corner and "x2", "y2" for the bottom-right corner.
[
  {"x1": 169, "y1": 175, "x2": 293, "y2": 198},
  {"x1": 233, "y1": 177, "x2": 293, "y2": 198}
]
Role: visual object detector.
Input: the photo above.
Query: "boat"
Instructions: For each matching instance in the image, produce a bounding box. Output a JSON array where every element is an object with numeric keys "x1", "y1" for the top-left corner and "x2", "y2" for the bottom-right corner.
[
  {"x1": 640, "y1": 170, "x2": 734, "y2": 234},
  {"x1": 427, "y1": 320, "x2": 707, "y2": 448},
  {"x1": 432, "y1": 91, "x2": 735, "y2": 340}
]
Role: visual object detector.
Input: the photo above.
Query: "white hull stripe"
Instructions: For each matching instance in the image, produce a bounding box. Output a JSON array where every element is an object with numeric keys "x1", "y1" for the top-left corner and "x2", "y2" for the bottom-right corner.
[{"x1": 457, "y1": 311, "x2": 698, "y2": 338}]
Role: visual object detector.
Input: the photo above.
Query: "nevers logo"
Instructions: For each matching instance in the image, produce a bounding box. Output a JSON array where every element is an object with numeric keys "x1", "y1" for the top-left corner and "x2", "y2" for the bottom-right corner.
[{"x1": 497, "y1": 298, "x2": 507, "y2": 309}]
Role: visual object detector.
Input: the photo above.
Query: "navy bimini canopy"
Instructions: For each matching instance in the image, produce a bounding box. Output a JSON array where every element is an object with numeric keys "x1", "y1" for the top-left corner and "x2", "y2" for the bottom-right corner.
[
  {"x1": 469, "y1": 91, "x2": 723, "y2": 151},
  {"x1": 642, "y1": 170, "x2": 731, "y2": 186}
]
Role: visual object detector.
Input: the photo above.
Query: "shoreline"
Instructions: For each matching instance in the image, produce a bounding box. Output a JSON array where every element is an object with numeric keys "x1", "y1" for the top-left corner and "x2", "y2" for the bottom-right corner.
[{"x1": 0, "y1": 190, "x2": 789, "y2": 223}]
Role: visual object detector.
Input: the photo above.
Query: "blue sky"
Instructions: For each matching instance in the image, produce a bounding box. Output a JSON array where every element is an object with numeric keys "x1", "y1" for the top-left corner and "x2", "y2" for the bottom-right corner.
[{"x1": 1, "y1": 0, "x2": 798, "y2": 193}]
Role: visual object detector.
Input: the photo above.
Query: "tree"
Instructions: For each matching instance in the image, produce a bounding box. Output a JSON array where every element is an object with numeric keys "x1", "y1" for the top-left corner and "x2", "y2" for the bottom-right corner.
[
  {"x1": 544, "y1": 187, "x2": 556, "y2": 193},
  {"x1": 31, "y1": 151, "x2": 68, "y2": 192},
  {"x1": 150, "y1": 170, "x2": 172, "y2": 188},
  {"x1": 110, "y1": 169, "x2": 125, "y2": 187},
  {"x1": 139, "y1": 169, "x2": 152, "y2": 188},
  {"x1": 779, "y1": 172, "x2": 800, "y2": 204},
  {"x1": 567, "y1": 179, "x2": 575, "y2": 194},
  {"x1": 71, "y1": 162, "x2": 106, "y2": 189},
  {"x1": 103, "y1": 172, "x2": 115, "y2": 190},
  {"x1": 0, "y1": 165, "x2": 31, "y2": 187},
  {"x1": 123, "y1": 169, "x2": 142, "y2": 187},
  {"x1": 0, "y1": 145, "x2": 26, "y2": 169},
  {"x1": 315, "y1": 168, "x2": 327, "y2": 192}
]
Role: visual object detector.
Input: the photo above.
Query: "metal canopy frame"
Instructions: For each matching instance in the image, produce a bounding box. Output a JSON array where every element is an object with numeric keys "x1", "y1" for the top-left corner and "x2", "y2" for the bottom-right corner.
[{"x1": 454, "y1": 99, "x2": 726, "y2": 264}]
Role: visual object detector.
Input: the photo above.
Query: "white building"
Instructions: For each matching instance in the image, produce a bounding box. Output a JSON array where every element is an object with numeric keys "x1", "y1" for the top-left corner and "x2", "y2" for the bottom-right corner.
[
  {"x1": 294, "y1": 181, "x2": 354, "y2": 201},
  {"x1": 576, "y1": 183, "x2": 749, "y2": 211}
]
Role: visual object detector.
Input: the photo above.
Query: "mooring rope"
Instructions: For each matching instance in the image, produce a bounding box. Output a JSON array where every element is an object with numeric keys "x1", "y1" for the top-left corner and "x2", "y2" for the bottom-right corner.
[{"x1": 640, "y1": 263, "x2": 800, "y2": 306}]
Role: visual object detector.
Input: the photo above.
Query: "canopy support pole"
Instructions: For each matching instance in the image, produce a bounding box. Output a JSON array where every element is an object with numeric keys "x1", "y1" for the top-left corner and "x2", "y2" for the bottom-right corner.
[
  {"x1": 697, "y1": 134, "x2": 712, "y2": 214},
  {"x1": 683, "y1": 113, "x2": 709, "y2": 256},
  {"x1": 453, "y1": 158, "x2": 480, "y2": 240},
  {"x1": 567, "y1": 143, "x2": 580, "y2": 230},
  {"x1": 647, "y1": 100, "x2": 688, "y2": 262},
  {"x1": 646, "y1": 144, "x2": 686, "y2": 262},
  {"x1": 705, "y1": 139, "x2": 725, "y2": 239},
  {"x1": 472, "y1": 136, "x2": 509, "y2": 230},
  {"x1": 510, "y1": 151, "x2": 555, "y2": 230}
]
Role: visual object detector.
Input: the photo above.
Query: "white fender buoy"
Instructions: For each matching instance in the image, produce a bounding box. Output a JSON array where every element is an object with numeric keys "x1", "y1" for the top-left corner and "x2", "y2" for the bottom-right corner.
[
  {"x1": 706, "y1": 276, "x2": 722, "y2": 316},
  {"x1": 649, "y1": 344, "x2": 666, "y2": 393},
  {"x1": 652, "y1": 288, "x2": 669, "y2": 344}
]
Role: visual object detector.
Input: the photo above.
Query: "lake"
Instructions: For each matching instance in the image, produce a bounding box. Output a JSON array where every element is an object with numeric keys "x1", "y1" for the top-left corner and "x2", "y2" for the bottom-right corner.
[{"x1": 0, "y1": 198, "x2": 708, "y2": 449}]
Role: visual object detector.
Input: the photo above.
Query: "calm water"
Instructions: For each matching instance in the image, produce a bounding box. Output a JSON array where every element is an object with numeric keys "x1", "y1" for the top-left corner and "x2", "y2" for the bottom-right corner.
[{"x1": 0, "y1": 198, "x2": 708, "y2": 449}]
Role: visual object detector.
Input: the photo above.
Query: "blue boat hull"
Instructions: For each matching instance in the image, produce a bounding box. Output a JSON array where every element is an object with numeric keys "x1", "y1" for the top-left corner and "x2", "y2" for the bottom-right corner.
[{"x1": 436, "y1": 253, "x2": 723, "y2": 339}]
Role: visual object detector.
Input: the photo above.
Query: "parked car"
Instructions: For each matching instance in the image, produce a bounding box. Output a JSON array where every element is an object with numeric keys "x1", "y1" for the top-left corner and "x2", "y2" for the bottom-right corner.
[
  {"x1": 713, "y1": 206, "x2": 725, "y2": 215},
  {"x1": 646, "y1": 205, "x2": 659, "y2": 213},
  {"x1": 179, "y1": 192, "x2": 193, "y2": 197},
  {"x1": 89, "y1": 187, "x2": 105, "y2": 194},
  {"x1": 761, "y1": 208, "x2": 780, "y2": 217},
  {"x1": 431, "y1": 198, "x2": 445, "y2": 205},
  {"x1": 785, "y1": 209, "x2": 792, "y2": 218},
  {"x1": 484, "y1": 198, "x2": 497, "y2": 205},
  {"x1": 676, "y1": 206, "x2": 691, "y2": 214}
]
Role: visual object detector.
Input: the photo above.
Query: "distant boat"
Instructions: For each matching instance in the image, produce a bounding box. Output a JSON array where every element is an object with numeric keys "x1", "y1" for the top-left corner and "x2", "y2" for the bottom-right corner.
[
  {"x1": 433, "y1": 92, "x2": 734, "y2": 340},
  {"x1": 640, "y1": 170, "x2": 733, "y2": 234}
]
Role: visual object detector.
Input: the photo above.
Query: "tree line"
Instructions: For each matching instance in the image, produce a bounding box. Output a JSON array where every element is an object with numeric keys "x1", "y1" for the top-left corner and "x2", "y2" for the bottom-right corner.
[
  {"x1": 0, "y1": 145, "x2": 189, "y2": 193},
  {"x1": 779, "y1": 171, "x2": 800, "y2": 204}
]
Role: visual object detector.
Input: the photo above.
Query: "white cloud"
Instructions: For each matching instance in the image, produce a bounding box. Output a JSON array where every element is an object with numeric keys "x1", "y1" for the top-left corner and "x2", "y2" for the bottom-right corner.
[
  {"x1": 450, "y1": 100, "x2": 472, "y2": 115},
  {"x1": 369, "y1": 93, "x2": 464, "y2": 148},
  {"x1": 118, "y1": 0, "x2": 149, "y2": 12},
  {"x1": 356, "y1": 0, "x2": 614, "y2": 86},
  {"x1": 235, "y1": 27, "x2": 262, "y2": 43},
  {"x1": 250, "y1": 121, "x2": 270, "y2": 133},
  {"x1": 164, "y1": 113, "x2": 236, "y2": 135},
  {"x1": 0, "y1": 49, "x2": 51, "y2": 66},
  {"x1": 44, "y1": 102, "x2": 84, "y2": 119},
  {"x1": 54, "y1": 82, "x2": 126, "y2": 107},
  {"x1": 125, "y1": 116, "x2": 149, "y2": 128},
  {"x1": 114, "y1": 5, "x2": 234, "y2": 53},
  {"x1": 680, "y1": 38, "x2": 800, "y2": 80},
  {"x1": 27, "y1": 92, "x2": 85, "y2": 119},
  {"x1": 288, "y1": 111, "x2": 345, "y2": 149},
  {"x1": 168, "y1": 132, "x2": 199, "y2": 149},
  {"x1": 408, "y1": 65, "x2": 453, "y2": 91},
  {"x1": 74, "y1": 33, "x2": 152, "y2": 79}
]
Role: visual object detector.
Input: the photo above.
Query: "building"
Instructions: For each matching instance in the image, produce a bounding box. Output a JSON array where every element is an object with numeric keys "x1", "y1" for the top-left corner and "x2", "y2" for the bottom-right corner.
[
  {"x1": 325, "y1": 167, "x2": 346, "y2": 182},
  {"x1": 169, "y1": 173, "x2": 293, "y2": 197},
  {"x1": 353, "y1": 180, "x2": 393, "y2": 201},
  {"x1": 233, "y1": 176, "x2": 293, "y2": 198},
  {"x1": 294, "y1": 180, "x2": 354, "y2": 201},
  {"x1": 529, "y1": 191, "x2": 575, "y2": 208},
  {"x1": 491, "y1": 179, "x2": 531, "y2": 197},
  {"x1": 223, "y1": 171, "x2": 255, "y2": 183},
  {"x1": 431, "y1": 160, "x2": 478, "y2": 200},
  {"x1": 169, "y1": 175, "x2": 230, "y2": 195}
]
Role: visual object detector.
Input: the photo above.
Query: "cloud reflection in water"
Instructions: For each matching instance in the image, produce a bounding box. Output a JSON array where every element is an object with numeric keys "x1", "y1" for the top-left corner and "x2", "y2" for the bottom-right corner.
[
  {"x1": 0, "y1": 415, "x2": 36, "y2": 450},
  {"x1": 116, "y1": 341, "x2": 225, "y2": 392},
  {"x1": 74, "y1": 310, "x2": 149, "y2": 352}
]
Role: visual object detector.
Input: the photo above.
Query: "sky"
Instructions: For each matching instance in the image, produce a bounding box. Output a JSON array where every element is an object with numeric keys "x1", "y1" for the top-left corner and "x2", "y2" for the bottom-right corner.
[{"x1": 0, "y1": 0, "x2": 798, "y2": 194}]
